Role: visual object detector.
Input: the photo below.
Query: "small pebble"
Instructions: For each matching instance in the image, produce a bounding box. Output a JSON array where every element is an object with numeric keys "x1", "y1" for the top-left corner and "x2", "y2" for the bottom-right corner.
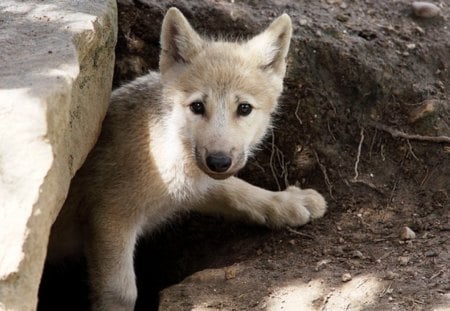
[
  {"x1": 315, "y1": 259, "x2": 331, "y2": 271},
  {"x1": 415, "y1": 26, "x2": 425, "y2": 35},
  {"x1": 425, "y1": 250, "x2": 438, "y2": 257},
  {"x1": 336, "y1": 14, "x2": 349, "y2": 22},
  {"x1": 341, "y1": 273, "x2": 352, "y2": 282},
  {"x1": 398, "y1": 256, "x2": 410, "y2": 266},
  {"x1": 400, "y1": 226, "x2": 416, "y2": 240},
  {"x1": 299, "y1": 19, "x2": 308, "y2": 26},
  {"x1": 412, "y1": 2, "x2": 441, "y2": 18},
  {"x1": 385, "y1": 271, "x2": 399, "y2": 280},
  {"x1": 351, "y1": 250, "x2": 364, "y2": 259}
]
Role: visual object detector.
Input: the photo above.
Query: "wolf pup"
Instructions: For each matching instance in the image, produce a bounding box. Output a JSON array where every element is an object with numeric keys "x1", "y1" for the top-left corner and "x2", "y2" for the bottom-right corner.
[{"x1": 48, "y1": 7, "x2": 326, "y2": 311}]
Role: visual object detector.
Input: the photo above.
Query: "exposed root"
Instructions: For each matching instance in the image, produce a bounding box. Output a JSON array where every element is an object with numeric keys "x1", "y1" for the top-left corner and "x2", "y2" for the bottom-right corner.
[
  {"x1": 369, "y1": 129, "x2": 377, "y2": 161},
  {"x1": 380, "y1": 144, "x2": 386, "y2": 162},
  {"x1": 269, "y1": 129, "x2": 282, "y2": 191},
  {"x1": 286, "y1": 227, "x2": 314, "y2": 239},
  {"x1": 327, "y1": 120, "x2": 337, "y2": 142},
  {"x1": 248, "y1": 161, "x2": 266, "y2": 174},
  {"x1": 274, "y1": 143, "x2": 290, "y2": 188},
  {"x1": 294, "y1": 100, "x2": 303, "y2": 125},
  {"x1": 313, "y1": 150, "x2": 334, "y2": 200},
  {"x1": 388, "y1": 150, "x2": 407, "y2": 206},
  {"x1": 430, "y1": 270, "x2": 443, "y2": 280},
  {"x1": 420, "y1": 167, "x2": 429, "y2": 187},
  {"x1": 353, "y1": 127, "x2": 365, "y2": 181},
  {"x1": 369, "y1": 121, "x2": 450, "y2": 144},
  {"x1": 269, "y1": 130, "x2": 290, "y2": 190},
  {"x1": 406, "y1": 139, "x2": 420, "y2": 161},
  {"x1": 350, "y1": 179, "x2": 385, "y2": 195}
]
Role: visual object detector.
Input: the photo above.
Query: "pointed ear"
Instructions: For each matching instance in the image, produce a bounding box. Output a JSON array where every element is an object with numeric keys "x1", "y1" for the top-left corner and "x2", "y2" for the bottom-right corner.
[
  {"x1": 159, "y1": 8, "x2": 204, "y2": 74},
  {"x1": 246, "y1": 14, "x2": 292, "y2": 78}
]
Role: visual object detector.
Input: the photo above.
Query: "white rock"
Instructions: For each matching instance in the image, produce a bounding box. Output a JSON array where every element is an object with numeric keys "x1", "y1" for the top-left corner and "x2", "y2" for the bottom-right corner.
[
  {"x1": 398, "y1": 256, "x2": 410, "y2": 266},
  {"x1": 400, "y1": 226, "x2": 416, "y2": 240},
  {"x1": 352, "y1": 250, "x2": 365, "y2": 259},
  {"x1": 0, "y1": 0, "x2": 117, "y2": 309},
  {"x1": 412, "y1": 2, "x2": 441, "y2": 18},
  {"x1": 341, "y1": 273, "x2": 352, "y2": 282},
  {"x1": 299, "y1": 19, "x2": 308, "y2": 26}
]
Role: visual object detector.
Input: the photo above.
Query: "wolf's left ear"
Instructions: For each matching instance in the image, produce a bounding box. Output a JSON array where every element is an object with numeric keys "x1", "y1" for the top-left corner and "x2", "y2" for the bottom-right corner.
[
  {"x1": 246, "y1": 14, "x2": 292, "y2": 78},
  {"x1": 159, "y1": 7, "x2": 204, "y2": 74}
]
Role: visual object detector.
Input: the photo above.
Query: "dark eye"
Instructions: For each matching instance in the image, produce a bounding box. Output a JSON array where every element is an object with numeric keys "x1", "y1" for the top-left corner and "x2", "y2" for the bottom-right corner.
[
  {"x1": 237, "y1": 102, "x2": 252, "y2": 116},
  {"x1": 190, "y1": 101, "x2": 205, "y2": 115}
]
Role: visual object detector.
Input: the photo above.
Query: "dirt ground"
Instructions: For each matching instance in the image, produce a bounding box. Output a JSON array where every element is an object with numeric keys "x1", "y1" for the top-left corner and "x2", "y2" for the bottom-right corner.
[{"x1": 39, "y1": 0, "x2": 449, "y2": 310}]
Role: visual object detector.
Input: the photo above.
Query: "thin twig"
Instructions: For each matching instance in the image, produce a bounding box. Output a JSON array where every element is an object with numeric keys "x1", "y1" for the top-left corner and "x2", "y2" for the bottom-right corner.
[
  {"x1": 376, "y1": 250, "x2": 393, "y2": 261},
  {"x1": 283, "y1": 161, "x2": 290, "y2": 188},
  {"x1": 327, "y1": 120, "x2": 337, "y2": 142},
  {"x1": 350, "y1": 179, "x2": 385, "y2": 195},
  {"x1": 420, "y1": 167, "x2": 429, "y2": 187},
  {"x1": 269, "y1": 129, "x2": 282, "y2": 191},
  {"x1": 380, "y1": 144, "x2": 386, "y2": 162},
  {"x1": 286, "y1": 227, "x2": 315, "y2": 239},
  {"x1": 369, "y1": 129, "x2": 377, "y2": 161},
  {"x1": 270, "y1": 136, "x2": 289, "y2": 188},
  {"x1": 353, "y1": 127, "x2": 365, "y2": 181},
  {"x1": 294, "y1": 100, "x2": 303, "y2": 125},
  {"x1": 275, "y1": 145, "x2": 289, "y2": 188},
  {"x1": 389, "y1": 172, "x2": 400, "y2": 205},
  {"x1": 313, "y1": 150, "x2": 334, "y2": 200},
  {"x1": 369, "y1": 121, "x2": 450, "y2": 144},
  {"x1": 388, "y1": 151, "x2": 407, "y2": 206},
  {"x1": 430, "y1": 270, "x2": 443, "y2": 280},
  {"x1": 406, "y1": 139, "x2": 420, "y2": 161}
]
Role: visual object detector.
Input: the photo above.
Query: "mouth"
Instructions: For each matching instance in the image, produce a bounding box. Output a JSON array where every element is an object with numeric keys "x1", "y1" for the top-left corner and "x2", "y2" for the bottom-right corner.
[{"x1": 204, "y1": 171, "x2": 236, "y2": 180}]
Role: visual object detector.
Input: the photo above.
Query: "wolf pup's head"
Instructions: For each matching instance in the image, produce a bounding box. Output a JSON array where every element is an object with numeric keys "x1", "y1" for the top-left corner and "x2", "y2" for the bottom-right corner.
[{"x1": 159, "y1": 8, "x2": 292, "y2": 180}]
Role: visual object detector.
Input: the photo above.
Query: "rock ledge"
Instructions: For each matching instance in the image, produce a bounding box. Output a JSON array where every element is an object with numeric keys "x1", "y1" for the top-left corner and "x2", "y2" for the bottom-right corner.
[{"x1": 0, "y1": 1, "x2": 117, "y2": 309}]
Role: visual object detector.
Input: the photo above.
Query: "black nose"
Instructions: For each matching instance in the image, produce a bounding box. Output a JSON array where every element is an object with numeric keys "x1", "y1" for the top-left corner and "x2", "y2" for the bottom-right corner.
[{"x1": 206, "y1": 153, "x2": 232, "y2": 173}]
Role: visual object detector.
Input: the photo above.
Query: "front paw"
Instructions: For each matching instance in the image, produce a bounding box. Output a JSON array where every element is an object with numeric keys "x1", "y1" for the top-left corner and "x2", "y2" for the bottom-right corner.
[
  {"x1": 268, "y1": 186, "x2": 327, "y2": 227},
  {"x1": 288, "y1": 186, "x2": 327, "y2": 220}
]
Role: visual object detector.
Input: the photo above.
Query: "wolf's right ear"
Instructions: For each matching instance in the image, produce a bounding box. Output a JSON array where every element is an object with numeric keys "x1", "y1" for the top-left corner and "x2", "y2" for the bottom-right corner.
[{"x1": 159, "y1": 8, "x2": 204, "y2": 74}]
